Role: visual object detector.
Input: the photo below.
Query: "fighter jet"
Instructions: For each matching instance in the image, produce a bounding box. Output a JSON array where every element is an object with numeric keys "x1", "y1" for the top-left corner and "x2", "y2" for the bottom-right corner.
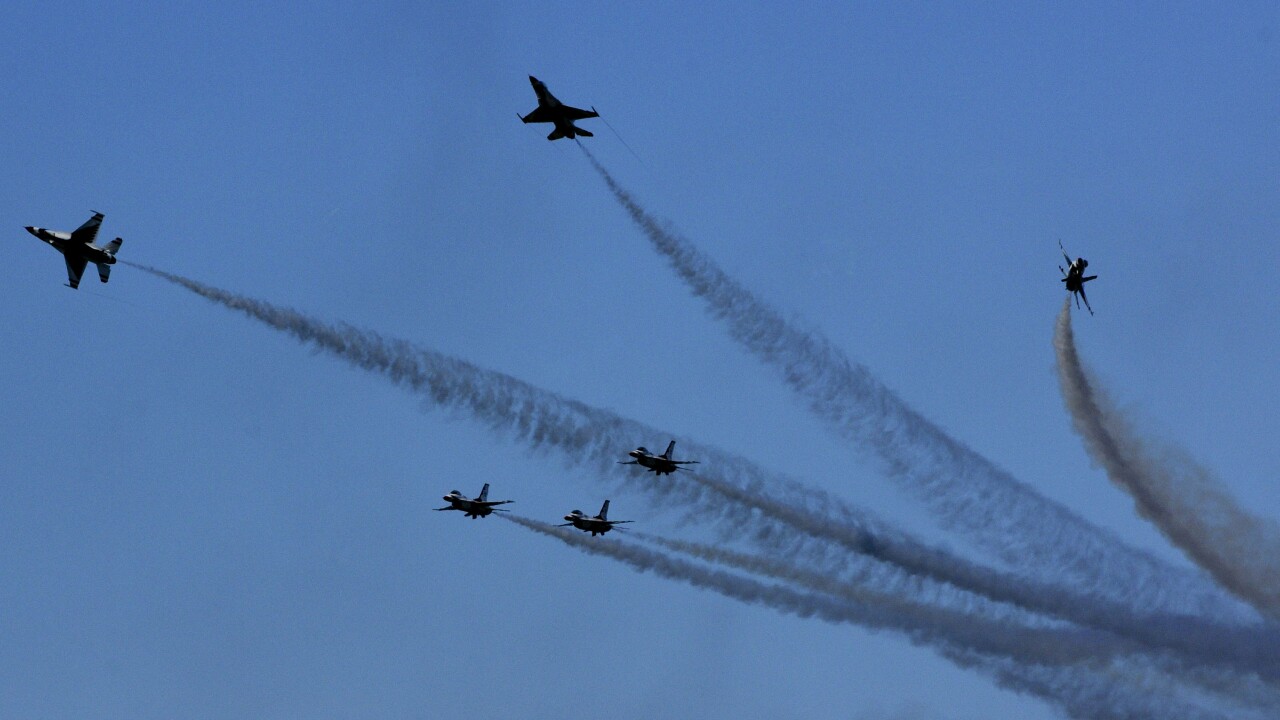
[
  {"x1": 25, "y1": 211, "x2": 122, "y2": 289},
  {"x1": 434, "y1": 484, "x2": 513, "y2": 519},
  {"x1": 1059, "y1": 240, "x2": 1098, "y2": 315},
  {"x1": 559, "y1": 500, "x2": 633, "y2": 536},
  {"x1": 619, "y1": 441, "x2": 699, "y2": 476},
  {"x1": 518, "y1": 76, "x2": 599, "y2": 141}
]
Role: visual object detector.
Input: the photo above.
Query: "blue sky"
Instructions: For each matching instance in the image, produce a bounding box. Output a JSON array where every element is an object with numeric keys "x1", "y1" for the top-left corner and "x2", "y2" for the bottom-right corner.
[{"x1": 2, "y1": 2, "x2": 1277, "y2": 718}]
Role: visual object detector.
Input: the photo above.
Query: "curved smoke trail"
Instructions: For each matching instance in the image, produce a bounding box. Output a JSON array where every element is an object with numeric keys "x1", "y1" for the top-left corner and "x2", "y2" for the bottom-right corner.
[
  {"x1": 506, "y1": 515, "x2": 1248, "y2": 720},
  {"x1": 127, "y1": 263, "x2": 1280, "y2": 682},
  {"x1": 577, "y1": 145, "x2": 1244, "y2": 622},
  {"x1": 1054, "y1": 300, "x2": 1280, "y2": 619}
]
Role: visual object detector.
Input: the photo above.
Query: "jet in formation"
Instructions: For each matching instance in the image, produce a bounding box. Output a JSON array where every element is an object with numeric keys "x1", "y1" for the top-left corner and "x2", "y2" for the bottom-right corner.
[
  {"x1": 560, "y1": 500, "x2": 633, "y2": 536},
  {"x1": 518, "y1": 76, "x2": 599, "y2": 141},
  {"x1": 1059, "y1": 240, "x2": 1098, "y2": 315},
  {"x1": 620, "y1": 441, "x2": 699, "y2": 476},
  {"x1": 25, "y1": 212, "x2": 123, "y2": 289},
  {"x1": 435, "y1": 484, "x2": 513, "y2": 519}
]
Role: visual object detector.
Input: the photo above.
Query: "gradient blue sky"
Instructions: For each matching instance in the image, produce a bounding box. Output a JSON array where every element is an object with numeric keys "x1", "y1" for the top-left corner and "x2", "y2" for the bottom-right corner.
[{"x1": 3, "y1": 2, "x2": 1277, "y2": 718}]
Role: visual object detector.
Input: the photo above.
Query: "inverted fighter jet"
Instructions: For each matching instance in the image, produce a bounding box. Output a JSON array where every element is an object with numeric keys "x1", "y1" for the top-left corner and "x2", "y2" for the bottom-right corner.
[
  {"x1": 25, "y1": 211, "x2": 123, "y2": 289},
  {"x1": 559, "y1": 500, "x2": 633, "y2": 536},
  {"x1": 435, "y1": 484, "x2": 513, "y2": 519},
  {"x1": 1059, "y1": 240, "x2": 1098, "y2": 315},
  {"x1": 619, "y1": 441, "x2": 699, "y2": 476},
  {"x1": 518, "y1": 75, "x2": 599, "y2": 141}
]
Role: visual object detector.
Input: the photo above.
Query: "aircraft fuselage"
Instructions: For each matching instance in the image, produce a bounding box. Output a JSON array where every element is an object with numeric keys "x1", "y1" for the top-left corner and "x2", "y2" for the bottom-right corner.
[
  {"x1": 564, "y1": 515, "x2": 613, "y2": 536},
  {"x1": 441, "y1": 495, "x2": 495, "y2": 518},
  {"x1": 1063, "y1": 259, "x2": 1089, "y2": 291},
  {"x1": 531, "y1": 86, "x2": 580, "y2": 140},
  {"x1": 26, "y1": 226, "x2": 117, "y2": 266},
  {"x1": 629, "y1": 450, "x2": 679, "y2": 475},
  {"x1": 521, "y1": 76, "x2": 597, "y2": 141},
  {"x1": 530, "y1": 78, "x2": 560, "y2": 109}
]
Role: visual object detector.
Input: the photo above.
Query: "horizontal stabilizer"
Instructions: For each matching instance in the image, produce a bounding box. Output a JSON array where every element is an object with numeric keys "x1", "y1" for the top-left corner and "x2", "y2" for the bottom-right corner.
[
  {"x1": 547, "y1": 128, "x2": 567, "y2": 141},
  {"x1": 1081, "y1": 275, "x2": 1097, "y2": 282},
  {"x1": 105, "y1": 237, "x2": 123, "y2": 255},
  {"x1": 574, "y1": 127, "x2": 593, "y2": 137},
  {"x1": 97, "y1": 263, "x2": 111, "y2": 283}
]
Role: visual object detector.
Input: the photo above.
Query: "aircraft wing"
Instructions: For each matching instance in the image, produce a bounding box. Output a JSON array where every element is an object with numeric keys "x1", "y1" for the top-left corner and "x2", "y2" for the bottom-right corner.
[
  {"x1": 64, "y1": 254, "x2": 88, "y2": 288},
  {"x1": 520, "y1": 106, "x2": 553, "y2": 124},
  {"x1": 561, "y1": 105, "x2": 599, "y2": 120},
  {"x1": 70, "y1": 212, "x2": 104, "y2": 245}
]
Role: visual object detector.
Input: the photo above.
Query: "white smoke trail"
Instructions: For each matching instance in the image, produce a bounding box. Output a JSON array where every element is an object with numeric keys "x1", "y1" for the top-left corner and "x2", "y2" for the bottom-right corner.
[
  {"x1": 633, "y1": 531, "x2": 1280, "y2": 712},
  {"x1": 505, "y1": 515, "x2": 1245, "y2": 720},
  {"x1": 128, "y1": 263, "x2": 1280, "y2": 681},
  {"x1": 1054, "y1": 300, "x2": 1280, "y2": 619},
  {"x1": 681, "y1": 466, "x2": 1276, "y2": 671},
  {"x1": 118, "y1": 265, "x2": 1021, "y2": 593},
  {"x1": 578, "y1": 146, "x2": 1244, "y2": 622}
]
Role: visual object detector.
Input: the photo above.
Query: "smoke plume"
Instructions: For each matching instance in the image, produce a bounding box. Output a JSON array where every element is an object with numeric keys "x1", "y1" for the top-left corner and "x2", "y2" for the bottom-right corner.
[
  {"x1": 578, "y1": 145, "x2": 1243, "y2": 622},
  {"x1": 128, "y1": 262, "x2": 1280, "y2": 681},
  {"x1": 1054, "y1": 300, "x2": 1280, "y2": 619},
  {"x1": 507, "y1": 515, "x2": 1249, "y2": 720}
]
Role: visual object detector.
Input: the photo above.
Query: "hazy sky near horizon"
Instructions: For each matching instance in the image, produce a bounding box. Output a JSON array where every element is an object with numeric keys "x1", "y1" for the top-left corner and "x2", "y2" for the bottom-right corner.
[{"x1": 2, "y1": 2, "x2": 1277, "y2": 718}]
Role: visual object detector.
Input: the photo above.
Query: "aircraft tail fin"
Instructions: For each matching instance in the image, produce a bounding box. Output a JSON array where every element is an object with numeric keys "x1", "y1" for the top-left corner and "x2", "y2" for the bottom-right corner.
[
  {"x1": 96, "y1": 263, "x2": 111, "y2": 284},
  {"x1": 104, "y1": 237, "x2": 123, "y2": 256},
  {"x1": 662, "y1": 441, "x2": 676, "y2": 460},
  {"x1": 598, "y1": 500, "x2": 610, "y2": 520},
  {"x1": 478, "y1": 483, "x2": 490, "y2": 502}
]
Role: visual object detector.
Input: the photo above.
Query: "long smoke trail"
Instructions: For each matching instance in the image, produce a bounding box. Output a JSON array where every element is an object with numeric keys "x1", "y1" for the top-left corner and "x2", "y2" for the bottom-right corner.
[
  {"x1": 505, "y1": 515, "x2": 1244, "y2": 720},
  {"x1": 578, "y1": 145, "x2": 1244, "y2": 621},
  {"x1": 1054, "y1": 300, "x2": 1280, "y2": 619},
  {"x1": 633, "y1": 531, "x2": 1280, "y2": 711},
  {"x1": 116, "y1": 265, "x2": 1026, "y2": 594},
  {"x1": 128, "y1": 263, "x2": 1280, "y2": 680}
]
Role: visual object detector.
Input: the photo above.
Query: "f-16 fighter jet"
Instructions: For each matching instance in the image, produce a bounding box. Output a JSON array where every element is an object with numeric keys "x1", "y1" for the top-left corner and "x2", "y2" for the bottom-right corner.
[
  {"x1": 25, "y1": 211, "x2": 123, "y2": 289},
  {"x1": 619, "y1": 441, "x2": 699, "y2": 476},
  {"x1": 559, "y1": 500, "x2": 633, "y2": 536},
  {"x1": 435, "y1": 484, "x2": 513, "y2": 519},
  {"x1": 518, "y1": 76, "x2": 599, "y2": 141},
  {"x1": 1059, "y1": 240, "x2": 1098, "y2": 315}
]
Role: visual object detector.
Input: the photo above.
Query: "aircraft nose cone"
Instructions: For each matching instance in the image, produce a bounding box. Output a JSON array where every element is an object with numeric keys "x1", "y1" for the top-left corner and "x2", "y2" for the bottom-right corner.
[{"x1": 24, "y1": 226, "x2": 37, "y2": 235}]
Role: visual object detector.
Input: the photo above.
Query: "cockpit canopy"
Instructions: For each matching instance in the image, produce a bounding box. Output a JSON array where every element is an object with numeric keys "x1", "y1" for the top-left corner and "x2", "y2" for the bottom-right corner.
[
  {"x1": 448, "y1": 490, "x2": 461, "y2": 496},
  {"x1": 635, "y1": 447, "x2": 649, "y2": 454}
]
